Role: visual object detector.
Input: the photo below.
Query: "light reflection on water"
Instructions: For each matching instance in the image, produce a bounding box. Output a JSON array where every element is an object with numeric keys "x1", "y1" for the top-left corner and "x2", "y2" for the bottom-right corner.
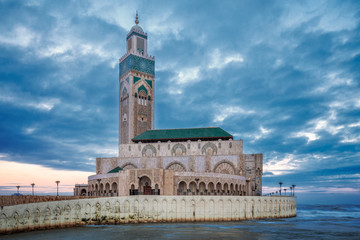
[{"x1": 1, "y1": 204, "x2": 360, "y2": 240}]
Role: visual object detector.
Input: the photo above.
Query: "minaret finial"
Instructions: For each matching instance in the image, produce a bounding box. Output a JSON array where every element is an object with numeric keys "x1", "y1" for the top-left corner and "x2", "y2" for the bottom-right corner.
[{"x1": 135, "y1": 11, "x2": 139, "y2": 25}]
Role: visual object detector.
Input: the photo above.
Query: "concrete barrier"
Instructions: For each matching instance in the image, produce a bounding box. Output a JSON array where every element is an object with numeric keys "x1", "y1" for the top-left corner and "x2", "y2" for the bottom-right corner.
[{"x1": 0, "y1": 195, "x2": 296, "y2": 234}]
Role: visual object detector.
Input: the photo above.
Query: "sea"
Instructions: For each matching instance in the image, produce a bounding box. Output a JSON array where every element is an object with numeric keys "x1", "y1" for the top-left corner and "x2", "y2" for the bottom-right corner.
[{"x1": 1, "y1": 204, "x2": 359, "y2": 240}]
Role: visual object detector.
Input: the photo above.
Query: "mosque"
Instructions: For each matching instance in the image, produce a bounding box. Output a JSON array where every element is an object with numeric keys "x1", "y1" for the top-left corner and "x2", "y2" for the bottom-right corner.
[{"x1": 74, "y1": 14, "x2": 263, "y2": 198}]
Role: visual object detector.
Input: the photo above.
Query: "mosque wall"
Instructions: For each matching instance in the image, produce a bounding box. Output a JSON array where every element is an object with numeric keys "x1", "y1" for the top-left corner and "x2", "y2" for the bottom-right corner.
[
  {"x1": 118, "y1": 139, "x2": 243, "y2": 158},
  {"x1": 0, "y1": 196, "x2": 296, "y2": 234}
]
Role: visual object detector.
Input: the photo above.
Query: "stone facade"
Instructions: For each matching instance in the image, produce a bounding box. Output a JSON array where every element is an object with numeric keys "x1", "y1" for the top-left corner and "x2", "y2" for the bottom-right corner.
[
  {"x1": 0, "y1": 196, "x2": 296, "y2": 234},
  {"x1": 87, "y1": 139, "x2": 263, "y2": 197},
  {"x1": 75, "y1": 15, "x2": 263, "y2": 199}
]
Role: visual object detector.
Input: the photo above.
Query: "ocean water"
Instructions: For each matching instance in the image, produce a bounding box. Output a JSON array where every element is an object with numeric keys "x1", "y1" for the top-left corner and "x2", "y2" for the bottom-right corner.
[{"x1": 1, "y1": 204, "x2": 359, "y2": 240}]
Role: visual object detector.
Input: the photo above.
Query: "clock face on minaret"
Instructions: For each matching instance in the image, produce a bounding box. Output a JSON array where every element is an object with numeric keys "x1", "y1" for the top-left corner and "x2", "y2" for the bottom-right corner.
[{"x1": 118, "y1": 13, "x2": 155, "y2": 145}]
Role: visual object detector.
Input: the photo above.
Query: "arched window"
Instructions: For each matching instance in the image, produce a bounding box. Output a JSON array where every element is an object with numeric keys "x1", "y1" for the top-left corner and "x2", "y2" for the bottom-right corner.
[{"x1": 138, "y1": 87, "x2": 148, "y2": 106}]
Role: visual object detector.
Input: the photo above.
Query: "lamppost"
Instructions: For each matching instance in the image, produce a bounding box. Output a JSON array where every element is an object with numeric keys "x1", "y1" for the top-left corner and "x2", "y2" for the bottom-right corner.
[
  {"x1": 16, "y1": 185, "x2": 20, "y2": 195},
  {"x1": 279, "y1": 182, "x2": 283, "y2": 195},
  {"x1": 290, "y1": 186, "x2": 293, "y2": 196},
  {"x1": 31, "y1": 183, "x2": 35, "y2": 196},
  {"x1": 292, "y1": 184, "x2": 296, "y2": 196},
  {"x1": 284, "y1": 188, "x2": 287, "y2": 195},
  {"x1": 55, "y1": 181, "x2": 60, "y2": 196}
]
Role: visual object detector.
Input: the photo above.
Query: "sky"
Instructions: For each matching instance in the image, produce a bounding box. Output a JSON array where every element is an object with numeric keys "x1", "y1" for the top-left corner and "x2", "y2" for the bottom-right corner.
[{"x1": 0, "y1": 0, "x2": 359, "y2": 204}]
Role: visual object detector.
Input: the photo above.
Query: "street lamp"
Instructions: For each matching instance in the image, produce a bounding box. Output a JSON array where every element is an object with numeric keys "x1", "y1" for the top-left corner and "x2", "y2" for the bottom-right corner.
[
  {"x1": 279, "y1": 182, "x2": 283, "y2": 195},
  {"x1": 292, "y1": 185, "x2": 296, "y2": 196},
  {"x1": 16, "y1": 185, "x2": 20, "y2": 195},
  {"x1": 31, "y1": 183, "x2": 35, "y2": 196},
  {"x1": 284, "y1": 188, "x2": 287, "y2": 195},
  {"x1": 55, "y1": 181, "x2": 60, "y2": 196},
  {"x1": 290, "y1": 186, "x2": 293, "y2": 196}
]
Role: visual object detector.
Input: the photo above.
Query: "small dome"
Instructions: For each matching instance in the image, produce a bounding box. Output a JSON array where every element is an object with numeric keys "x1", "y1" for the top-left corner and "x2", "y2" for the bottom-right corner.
[{"x1": 131, "y1": 24, "x2": 144, "y2": 33}]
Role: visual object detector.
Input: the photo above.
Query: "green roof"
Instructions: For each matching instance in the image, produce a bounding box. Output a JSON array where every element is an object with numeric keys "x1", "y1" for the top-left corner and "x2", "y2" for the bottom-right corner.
[
  {"x1": 132, "y1": 127, "x2": 233, "y2": 142},
  {"x1": 108, "y1": 166, "x2": 123, "y2": 173}
]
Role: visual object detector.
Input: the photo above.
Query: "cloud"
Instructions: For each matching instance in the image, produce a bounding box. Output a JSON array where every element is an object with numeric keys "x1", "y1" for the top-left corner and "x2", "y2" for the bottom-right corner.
[
  {"x1": 213, "y1": 105, "x2": 255, "y2": 123},
  {"x1": 314, "y1": 72, "x2": 354, "y2": 93},
  {"x1": 175, "y1": 67, "x2": 200, "y2": 85},
  {"x1": 23, "y1": 127, "x2": 36, "y2": 135},
  {"x1": 280, "y1": 0, "x2": 358, "y2": 33},
  {"x1": 293, "y1": 131, "x2": 320, "y2": 143},
  {"x1": 264, "y1": 154, "x2": 305, "y2": 175},
  {"x1": 208, "y1": 48, "x2": 244, "y2": 70},
  {"x1": 0, "y1": 91, "x2": 60, "y2": 111},
  {"x1": 0, "y1": 26, "x2": 38, "y2": 48}
]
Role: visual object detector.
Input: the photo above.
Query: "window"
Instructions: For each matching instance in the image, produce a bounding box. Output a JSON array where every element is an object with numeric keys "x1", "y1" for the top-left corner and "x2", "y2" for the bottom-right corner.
[{"x1": 136, "y1": 37, "x2": 144, "y2": 54}]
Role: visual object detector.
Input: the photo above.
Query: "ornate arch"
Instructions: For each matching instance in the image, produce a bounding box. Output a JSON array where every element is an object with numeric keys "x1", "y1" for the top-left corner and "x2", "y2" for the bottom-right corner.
[
  {"x1": 137, "y1": 85, "x2": 148, "y2": 95},
  {"x1": 201, "y1": 142, "x2": 218, "y2": 155},
  {"x1": 121, "y1": 162, "x2": 138, "y2": 170},
  {"x1": 171, "y1": 143, "x2": 186, "y2": 156},
  {"x1": 213, "y1": 160, "x2": 236, "y2": 175},
  {"x1": 166, "y1": 161, "x2": 187, "y2": 172},
  {"x1": 141, "y1": 144, "x2": 157, "y2": 157}
]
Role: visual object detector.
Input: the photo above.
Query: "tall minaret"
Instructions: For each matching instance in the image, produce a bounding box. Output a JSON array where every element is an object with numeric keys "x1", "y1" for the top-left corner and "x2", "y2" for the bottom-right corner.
[{"x1": 119, "y1": 12, "x2": 155, "y2": 145}]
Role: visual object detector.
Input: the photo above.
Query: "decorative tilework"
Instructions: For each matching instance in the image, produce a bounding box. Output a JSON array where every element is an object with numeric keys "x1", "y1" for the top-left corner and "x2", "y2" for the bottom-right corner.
[
  {"x1": 134, "y1": 76, "x2": 141, "y2": 84},
  {"x1": 126, "y1": 77, "x2": 129, "y2": 83},
  {"x1": 145, "y1": 79, "x2": 152, "y2": 88},
  {"x1": 120, "y1": 81, "x2": 124, "y2": 90},
  {"x1": 119, "y1": 54, "x2": 155, "y2": 78},
  {"x1": 126, "y1": 31, "x2": 147, "y2": 40},
  {"x1": 138, "y1": 85, "x2": 148, "y2": 94}
]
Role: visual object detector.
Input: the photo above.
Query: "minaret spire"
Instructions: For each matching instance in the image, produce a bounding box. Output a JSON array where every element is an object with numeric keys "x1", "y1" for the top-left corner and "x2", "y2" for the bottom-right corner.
[{"x1": 135, "y1": 11, "x2": 139, "y2": 25}]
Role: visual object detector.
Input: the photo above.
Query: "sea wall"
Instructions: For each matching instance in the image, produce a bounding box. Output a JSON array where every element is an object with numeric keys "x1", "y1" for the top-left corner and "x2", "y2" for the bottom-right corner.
[
  {"x1": 0, "y1": 196, "x2": 98, "y2": 207},
  {"x1": 0, "y1": 195, "x2": 296, "y2": 234}
]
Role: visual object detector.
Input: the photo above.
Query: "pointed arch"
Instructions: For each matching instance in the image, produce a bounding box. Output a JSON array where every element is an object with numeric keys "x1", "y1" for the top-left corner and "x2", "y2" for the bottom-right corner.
[
  {"x1": 137, "y1": 85, "x2": 148, "y2": 95},
  {"x1": 121, "y1": 162, "x2": 138, "y2": 170}
]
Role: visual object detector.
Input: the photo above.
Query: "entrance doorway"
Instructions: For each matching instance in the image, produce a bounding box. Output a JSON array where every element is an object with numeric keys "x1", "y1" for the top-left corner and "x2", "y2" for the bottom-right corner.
[
  {"x1": 144, "y1": 186, "x2": 152, "y2": 195},
  {"x1": 139, "y1": 176, "x2": 152, "y2": 195}
]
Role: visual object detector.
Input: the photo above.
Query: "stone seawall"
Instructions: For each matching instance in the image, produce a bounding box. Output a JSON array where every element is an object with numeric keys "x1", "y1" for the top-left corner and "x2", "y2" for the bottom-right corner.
[
  {"x1": 0, "y1": 195, "x2": 296, "y2": 234},
  {"x1": 0, "y1": 196, "x2": 98, "y2": 207}
]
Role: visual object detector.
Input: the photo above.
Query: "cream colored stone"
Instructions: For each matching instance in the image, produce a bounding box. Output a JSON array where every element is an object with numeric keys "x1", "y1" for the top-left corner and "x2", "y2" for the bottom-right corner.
[{"x1": 0, "y1": 196, "x2": 296, "y2": 234}]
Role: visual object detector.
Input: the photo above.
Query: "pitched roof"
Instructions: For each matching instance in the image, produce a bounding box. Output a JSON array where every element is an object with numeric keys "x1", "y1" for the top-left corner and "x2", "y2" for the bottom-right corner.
[
  {"x1": 108, "y1": 166, "x2": 123, "y2": 173},
  {"x1": 132, "y1": 127, "x2": 233, "y2": 143}
]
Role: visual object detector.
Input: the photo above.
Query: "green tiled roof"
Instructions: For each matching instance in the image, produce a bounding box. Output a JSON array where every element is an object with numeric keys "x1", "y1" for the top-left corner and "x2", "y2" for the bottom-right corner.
[
  {"x1": 108, "y1": 166, "x2": 123, "y2": 173},
  {"x1": 132, "y1": 127, "x2": 233, "y2": 142}
]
